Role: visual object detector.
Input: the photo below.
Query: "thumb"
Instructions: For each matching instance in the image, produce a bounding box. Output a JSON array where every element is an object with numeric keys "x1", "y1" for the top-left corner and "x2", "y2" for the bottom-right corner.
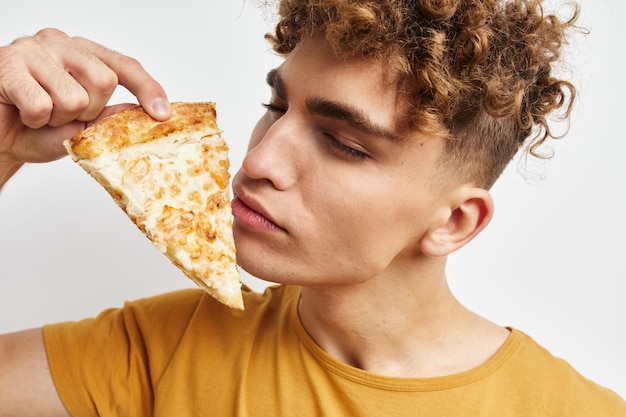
[
  {"x1": 18, "y1": 121, "x2": 86, "y2": 163},
  {"x1": 17, "y1": 102, "x2": 162, "y2": 164}
]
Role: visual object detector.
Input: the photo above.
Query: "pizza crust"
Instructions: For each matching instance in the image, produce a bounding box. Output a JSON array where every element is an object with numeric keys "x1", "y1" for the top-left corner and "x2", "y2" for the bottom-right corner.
[{"x1": 64, "y1": 102, "x2": 244, "y2": 309}]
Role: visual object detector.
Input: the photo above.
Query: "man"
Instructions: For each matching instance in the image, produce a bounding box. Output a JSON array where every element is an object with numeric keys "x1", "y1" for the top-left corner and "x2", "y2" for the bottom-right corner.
[{"x1": 1, "y1": 1, "x2": 625, "y2": 416}]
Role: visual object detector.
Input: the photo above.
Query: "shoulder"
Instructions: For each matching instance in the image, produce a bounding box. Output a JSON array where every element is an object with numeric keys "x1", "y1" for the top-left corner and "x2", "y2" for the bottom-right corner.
[
  {"x1": 44, "y1": 284, "x2": 299, "y2": 357},
  {"x1": 119, "y1": 284, "x2": 299, "y2": 341},
  {"x1": 506, "y1": 329, "x2": 626, "y2": 415},
  {"x1": 193, "y1": 284, "x2": 299, "y2": 330},
  {"x1": 122, "y1": 283, "x2": 296, "y2": 315},
  {"x1": 119, "y1": 283, "x2": 298, "y2": 328}
]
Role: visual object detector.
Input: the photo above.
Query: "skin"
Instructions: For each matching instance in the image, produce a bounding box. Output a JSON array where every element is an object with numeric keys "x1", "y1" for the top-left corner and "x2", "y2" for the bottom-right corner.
[
  {"x1": 231, "y1": 36, "x2": 509, "y2": 377},
  {"x1": 0, "y1": 30, "x2": 508, "y2": 415}
]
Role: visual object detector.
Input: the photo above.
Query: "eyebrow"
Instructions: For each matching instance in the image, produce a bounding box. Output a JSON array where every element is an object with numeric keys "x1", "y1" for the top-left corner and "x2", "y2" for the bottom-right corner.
[
  {"x1": 266, "y1": 69, "x2": 401, "y2": 141},
  {"x1": 304, "y1": 98, "x2": 400, "y2": 141},
  {"x1": 266, "y1": 69, "x2": 287, "y2": 100}
]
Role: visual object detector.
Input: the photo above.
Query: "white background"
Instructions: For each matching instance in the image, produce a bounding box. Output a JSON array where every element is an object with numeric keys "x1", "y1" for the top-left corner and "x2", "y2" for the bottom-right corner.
[{"x1": 1, "y1": 0, "x2": 624, "y2": 399}]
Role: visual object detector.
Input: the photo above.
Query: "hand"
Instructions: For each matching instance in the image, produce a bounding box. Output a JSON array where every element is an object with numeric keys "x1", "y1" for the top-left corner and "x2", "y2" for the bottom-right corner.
[{"x1": 0, "y1": 28, "x2": 170, "y2": 186}]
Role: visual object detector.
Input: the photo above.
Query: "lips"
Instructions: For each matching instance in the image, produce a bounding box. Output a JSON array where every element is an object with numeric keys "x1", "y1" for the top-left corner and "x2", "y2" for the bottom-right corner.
[{"x1": 231, "y1": 192, "x2": 284, "y2": 232}]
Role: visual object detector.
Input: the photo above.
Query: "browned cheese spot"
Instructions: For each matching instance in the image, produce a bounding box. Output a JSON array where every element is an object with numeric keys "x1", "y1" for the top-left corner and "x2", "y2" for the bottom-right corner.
[
  {"x1": 206, "y1": 191, "x2": 226, "y2": 211},
  {"x1": 123, "y1": 157, "x2": 151, "y2": 184}
]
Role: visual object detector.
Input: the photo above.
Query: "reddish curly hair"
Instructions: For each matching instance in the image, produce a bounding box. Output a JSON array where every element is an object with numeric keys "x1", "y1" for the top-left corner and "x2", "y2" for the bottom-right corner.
[{"x1": 264, "y1": 0, "x2": 580, "y2": 188}]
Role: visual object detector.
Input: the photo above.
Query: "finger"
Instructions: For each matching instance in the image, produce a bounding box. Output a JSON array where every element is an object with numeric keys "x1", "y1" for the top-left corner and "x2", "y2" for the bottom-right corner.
[
  {"x1": 55, "y1": 48, "x2": 120, "y2": 123},
  {"x1": 29, "y1": 58, "x2": 90, "y2": 128},
  {"x1": 0, "y1": 38, "x2": 56, "y2": 128},
  {"x1": 0, "y1": 69, "x2": 53, "y2": 129},
  {"x1": 5, "y1": 34, "x2": 91, "y2": 128},
  {"x1": 73, "y1": 36, "x2": 171, "y2": 121},
  {"x1": 29, "y1": 29, "x2": 113, "y2": 125}
]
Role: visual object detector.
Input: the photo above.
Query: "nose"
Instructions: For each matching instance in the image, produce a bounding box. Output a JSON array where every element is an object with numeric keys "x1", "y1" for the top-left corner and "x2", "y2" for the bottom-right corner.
[{"x1": 241, "y1": 115, "x2": 301, "y2": 191}]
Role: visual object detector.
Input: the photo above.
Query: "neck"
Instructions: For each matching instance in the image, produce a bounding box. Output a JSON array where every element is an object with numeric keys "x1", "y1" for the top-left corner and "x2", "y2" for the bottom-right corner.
[{"x1": 297, "y1": 257, "x2": 509, "y2": 378}]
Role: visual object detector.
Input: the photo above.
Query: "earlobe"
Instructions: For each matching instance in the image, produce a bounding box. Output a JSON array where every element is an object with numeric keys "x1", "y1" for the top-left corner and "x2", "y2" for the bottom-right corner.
[{"x1": 420, "y1": 188, "x2": 494, "y2": 257}]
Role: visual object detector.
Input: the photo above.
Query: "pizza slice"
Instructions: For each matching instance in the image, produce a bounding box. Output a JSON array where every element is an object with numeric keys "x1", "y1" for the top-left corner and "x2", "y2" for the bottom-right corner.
[{"x1": 64, "y1": 102, "x2": 243, "y2": 309}]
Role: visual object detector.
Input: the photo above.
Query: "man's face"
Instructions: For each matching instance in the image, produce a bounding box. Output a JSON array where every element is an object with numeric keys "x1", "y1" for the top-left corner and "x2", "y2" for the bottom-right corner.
[{"x1": 231, "y1": 36, "x2": 450, "y2": 286}]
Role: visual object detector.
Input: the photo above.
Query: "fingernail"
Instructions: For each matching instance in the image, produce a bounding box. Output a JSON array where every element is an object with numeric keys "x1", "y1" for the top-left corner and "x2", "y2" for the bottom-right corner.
[{"x1": 152, "y1": 98, "x2": 170, "y2": 118}]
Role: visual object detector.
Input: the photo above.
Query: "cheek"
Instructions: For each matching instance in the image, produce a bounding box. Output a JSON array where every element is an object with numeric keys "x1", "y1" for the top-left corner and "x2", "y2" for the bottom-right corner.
[{"x1": 308, "y1": 176, "x2": 423, "y2": 265}]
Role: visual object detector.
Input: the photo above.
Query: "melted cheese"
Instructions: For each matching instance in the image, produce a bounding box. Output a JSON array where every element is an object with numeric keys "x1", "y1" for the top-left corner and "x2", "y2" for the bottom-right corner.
[{"x1": 65, "y1": 103, "x2": 243, "y2": 309}]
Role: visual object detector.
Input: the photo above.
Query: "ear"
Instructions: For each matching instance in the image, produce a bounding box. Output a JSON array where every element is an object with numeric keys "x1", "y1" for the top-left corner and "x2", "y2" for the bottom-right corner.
[{"x1": 419, "y1": 187, "x2": 494, "y2": 258}]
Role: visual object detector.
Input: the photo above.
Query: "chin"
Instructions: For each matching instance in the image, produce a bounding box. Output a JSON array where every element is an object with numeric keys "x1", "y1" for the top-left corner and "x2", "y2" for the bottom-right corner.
[{"x1": 235, "y1": 249, "x2": 285, "y2": 284}]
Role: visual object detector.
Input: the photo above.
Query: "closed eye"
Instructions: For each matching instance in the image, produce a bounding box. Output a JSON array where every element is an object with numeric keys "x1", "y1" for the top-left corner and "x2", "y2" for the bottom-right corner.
[
  {"x1": 262, "y1": 101, "x2": 368, "y2": 160},
  {"x1": 262, "y1": 102, "x2": 286, "y2": 114},
  {"x1": 322, "y1": 133, "x2": 369, "y2": 160}
]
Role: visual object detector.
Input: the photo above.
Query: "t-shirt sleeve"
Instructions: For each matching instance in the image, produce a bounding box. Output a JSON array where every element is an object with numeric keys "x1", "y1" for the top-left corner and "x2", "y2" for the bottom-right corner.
[{"x1": 43, "y1": 289, "x2": 205, "y2": 417}]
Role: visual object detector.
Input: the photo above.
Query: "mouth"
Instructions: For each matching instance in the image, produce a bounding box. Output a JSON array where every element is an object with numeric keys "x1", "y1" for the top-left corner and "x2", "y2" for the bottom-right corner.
[{"x1": 231, "y1": 190, "x2": 285, "y2": 232}]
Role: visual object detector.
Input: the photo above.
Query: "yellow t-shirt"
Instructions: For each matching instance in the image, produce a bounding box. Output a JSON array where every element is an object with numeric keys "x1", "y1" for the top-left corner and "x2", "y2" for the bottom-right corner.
[{"x1": 44, "y1": 285, "x2": 626, "y2": 416}]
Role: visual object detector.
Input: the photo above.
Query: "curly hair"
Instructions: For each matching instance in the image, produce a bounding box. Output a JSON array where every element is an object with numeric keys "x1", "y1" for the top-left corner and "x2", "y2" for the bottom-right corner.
[{"x1": 264, "y1": 0, "x2": 580, "y2": 188}]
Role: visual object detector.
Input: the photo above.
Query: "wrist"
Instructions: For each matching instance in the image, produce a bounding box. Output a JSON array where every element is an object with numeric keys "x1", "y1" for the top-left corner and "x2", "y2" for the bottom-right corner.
[{"x1": 0, "y1": 160, "x2": 24, "y2": 190}]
